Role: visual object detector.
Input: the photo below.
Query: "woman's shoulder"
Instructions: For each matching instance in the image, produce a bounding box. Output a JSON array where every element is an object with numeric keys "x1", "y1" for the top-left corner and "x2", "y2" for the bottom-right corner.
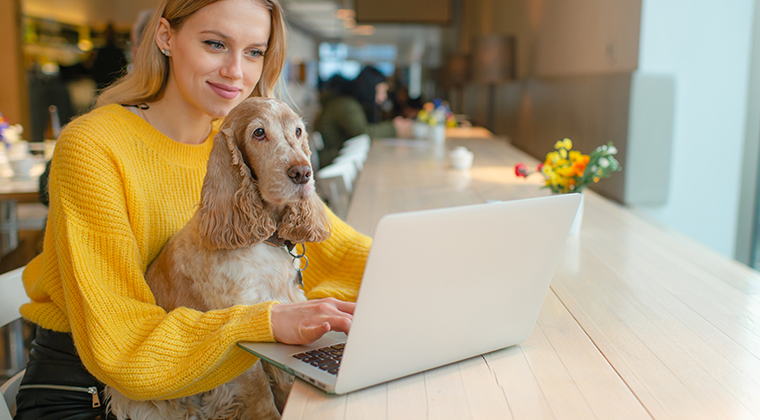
[
  {"x1": 64, "y1": 104, "x2": 132, "y2": 133},
  {"x1": 59, "y1": 104, "x2": 145, "y2": 149}
]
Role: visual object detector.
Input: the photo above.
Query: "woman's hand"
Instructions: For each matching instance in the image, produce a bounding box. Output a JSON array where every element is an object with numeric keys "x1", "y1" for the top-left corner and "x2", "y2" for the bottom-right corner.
[
  {"x1": 270, "y1": 298, "x2": 355, "y2": 345},
  {"x1": 393, "y1": 116, "x2": 413, "y2": 138}
]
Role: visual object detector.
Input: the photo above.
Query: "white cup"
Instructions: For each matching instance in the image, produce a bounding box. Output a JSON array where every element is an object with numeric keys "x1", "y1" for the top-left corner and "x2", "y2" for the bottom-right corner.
[
  {"x1": 449, "y1": 146, "x2": 474, "y2": 170},
  {"x1": 428, "y1": 125, "x2": 446, "y2": 143},
  {"x1": 412, "y1": 122, "x2": 429, "y2": 139},
  {"x1": 8, "y1": 141, "x2": 30, "y2": 159},
  {"x1": 9, "y1": 157, "x2": 34, "y2": 178}
]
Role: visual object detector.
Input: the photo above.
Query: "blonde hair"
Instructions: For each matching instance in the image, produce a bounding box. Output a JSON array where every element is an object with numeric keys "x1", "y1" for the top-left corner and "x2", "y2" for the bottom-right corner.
[{"x1": 96, "y1": 0, "x2": 287, "y2": 107}]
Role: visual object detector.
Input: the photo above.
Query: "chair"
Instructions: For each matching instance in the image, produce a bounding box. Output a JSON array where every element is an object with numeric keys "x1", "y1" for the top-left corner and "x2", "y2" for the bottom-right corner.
[
  {"x1": 339, "y1": 141, "x2": 370, "y2": 159},
  {"x1": 308, "y1": 131, "x2": 324, "y2": 172},
  {"x1": 316, "y1": 161, "x2": 357, "y2": 219},
  {"x1": 333, "y1": 150, "x2": 366, "y2": 172},
  {"x1": 342, "y1": 134, "x2": 370, "y2": 149},
  {"x1": 1, "y1": 370, "x2": 23, "y2": 419},
  {"x1": 1, "y1": 266, "x2": 30, "y2": 419}
]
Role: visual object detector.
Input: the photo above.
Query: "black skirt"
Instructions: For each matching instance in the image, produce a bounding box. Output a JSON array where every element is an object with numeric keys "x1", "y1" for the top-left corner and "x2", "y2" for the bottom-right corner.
[{"x1": 14, "y1": 325, "x2": 114, "y2": 420}]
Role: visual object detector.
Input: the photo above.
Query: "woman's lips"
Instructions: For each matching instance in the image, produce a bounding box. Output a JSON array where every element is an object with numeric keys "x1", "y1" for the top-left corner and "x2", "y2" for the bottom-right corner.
[{"x1": 208, "y1": 82, "x2": 241, "y2": 100}]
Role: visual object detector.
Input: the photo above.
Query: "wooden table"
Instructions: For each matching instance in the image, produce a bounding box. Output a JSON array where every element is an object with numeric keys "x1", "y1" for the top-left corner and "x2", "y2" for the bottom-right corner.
[{"x1": 282, "y1": 137, "x2": 760, "y2": 420}]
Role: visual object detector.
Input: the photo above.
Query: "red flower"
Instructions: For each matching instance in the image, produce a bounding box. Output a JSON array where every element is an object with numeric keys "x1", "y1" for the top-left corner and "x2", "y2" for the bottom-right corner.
[
  {"x1": 515, "y1": 163, "x2": 528, "y2": 178},
  {"x1": 537, "y1": 163, "x2": 544, "y2": 172}
]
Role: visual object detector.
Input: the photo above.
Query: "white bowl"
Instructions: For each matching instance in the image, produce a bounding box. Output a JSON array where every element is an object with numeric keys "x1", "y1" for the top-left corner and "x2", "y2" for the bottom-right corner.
[{"x1": 9, "y1": 157, "x2": 35, "y2": 178}]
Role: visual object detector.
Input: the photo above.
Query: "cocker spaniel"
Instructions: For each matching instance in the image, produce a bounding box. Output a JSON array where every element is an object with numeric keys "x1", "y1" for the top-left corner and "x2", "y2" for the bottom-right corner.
[{"x1": 106, "y1": 97, "x2": 332, "y2": 420}]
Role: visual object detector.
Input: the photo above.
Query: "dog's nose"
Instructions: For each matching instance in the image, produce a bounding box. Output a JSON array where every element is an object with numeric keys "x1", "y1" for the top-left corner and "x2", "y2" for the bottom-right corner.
[{"x1": 288, "y1": 165, "x2": 312, "y2": 184}]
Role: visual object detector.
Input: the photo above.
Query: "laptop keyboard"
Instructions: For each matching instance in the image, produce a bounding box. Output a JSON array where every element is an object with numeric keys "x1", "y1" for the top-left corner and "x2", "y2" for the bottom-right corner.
[{"x1": 292, "y1": 343, "x2": 344, "y2": 375}]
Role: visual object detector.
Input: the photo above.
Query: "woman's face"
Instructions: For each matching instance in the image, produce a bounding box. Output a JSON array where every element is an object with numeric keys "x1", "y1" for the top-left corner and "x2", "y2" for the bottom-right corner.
[
  {"x1": 375, "y1": 82, "x2": 389, "y2": 105},
  {"x1": 158, "y1": 0, "x2": 271, "y2": 119}
]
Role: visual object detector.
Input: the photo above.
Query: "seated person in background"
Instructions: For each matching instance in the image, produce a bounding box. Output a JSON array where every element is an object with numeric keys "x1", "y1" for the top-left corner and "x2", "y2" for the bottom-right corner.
[{"x1": 314, "y1": 66, "x2": 412, "y2": 167}]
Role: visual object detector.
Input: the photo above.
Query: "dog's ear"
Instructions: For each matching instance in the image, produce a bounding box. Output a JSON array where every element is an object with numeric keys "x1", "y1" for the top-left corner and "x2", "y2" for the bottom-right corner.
[
  {"x1": 278, "y1": 193, "x2": 332, "y2": 244},
  {"x1": 197, "y1": 126, "x2": 277, "y2": 250}
]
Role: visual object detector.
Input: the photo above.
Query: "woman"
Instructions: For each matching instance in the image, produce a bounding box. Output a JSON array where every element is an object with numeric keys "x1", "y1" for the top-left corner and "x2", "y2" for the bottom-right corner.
[
  {"x1": 314, "y1": 67, "x2": 412, "y2": 167},
  {"x1": 15, "y1": 0, "x2": 369, "y2": 418}
]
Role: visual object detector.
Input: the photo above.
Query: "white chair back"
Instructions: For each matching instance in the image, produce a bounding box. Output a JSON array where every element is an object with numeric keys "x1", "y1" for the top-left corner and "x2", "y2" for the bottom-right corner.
[
  {"x1": 310, "y1": 131, "x2": 325, "y2": 151},
  {"x1": 1, "y1": 267, "x2": 28, "y2": 328},
  {"x1": 333, "y1": 152, "x2": 365, "y2": 172},
  {"x1": 0, "y1": 266, "x2": 29, "y2": 419},
  {"x1": 339, "y1": 141, "x2": 370, "y2": 158},
  {"x1": 343, "y1": 134, "x2": 370, "y2": 148},
  {"x1": 316, "y1": 161, "x2": 357, "y2": 219},
  {"x1": 1, "y1": 370, "x2": 23, "y2": 419},
  {"x1": 308, "y1": 131, "x2": 324, "y2": 173}
]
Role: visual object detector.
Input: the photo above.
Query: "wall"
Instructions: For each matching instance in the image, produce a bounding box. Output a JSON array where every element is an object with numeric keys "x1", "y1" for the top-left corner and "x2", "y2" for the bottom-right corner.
[
  {"x1": 283, "y1": 25, "x2": 320, "y2": 127},
  {"x1": 634, "y1": 0, "x2": 755, "y2": 258},
  {"x1": 0, "y1": 0, "x2": 29, "y2": 130},
  {"x1": 453, "y1": 0, "x2": 643, "y2": 204}
]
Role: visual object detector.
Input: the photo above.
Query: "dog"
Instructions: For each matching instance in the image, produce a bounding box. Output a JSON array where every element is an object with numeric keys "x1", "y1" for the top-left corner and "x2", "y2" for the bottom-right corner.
[{"x1": 106, "y1": 97, "x2": 332, "y2": 420}]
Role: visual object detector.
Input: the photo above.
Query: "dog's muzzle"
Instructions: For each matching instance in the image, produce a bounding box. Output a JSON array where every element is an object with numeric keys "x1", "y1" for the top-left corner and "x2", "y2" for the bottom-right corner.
[{"x1": 288, "y1": 165, "x2": 312, "y2": 185}]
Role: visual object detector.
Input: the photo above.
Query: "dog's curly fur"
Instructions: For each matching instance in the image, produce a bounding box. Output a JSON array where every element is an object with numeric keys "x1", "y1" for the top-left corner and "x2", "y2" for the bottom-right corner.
[{"x1": 106, "y1": 98, "x2": 331, "y2": 420}]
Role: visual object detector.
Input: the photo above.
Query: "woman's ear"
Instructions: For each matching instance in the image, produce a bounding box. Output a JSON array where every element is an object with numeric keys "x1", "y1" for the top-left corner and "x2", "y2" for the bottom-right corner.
[
  {"x1": 155, "y1": 17, "x2": 172, "y2": 54},
  {"x1": 278, "y1": 193, "x2": 332, "y2": 244},
  {"x1": 196, "y1": 127, "x2": 277, "y2": 250}
]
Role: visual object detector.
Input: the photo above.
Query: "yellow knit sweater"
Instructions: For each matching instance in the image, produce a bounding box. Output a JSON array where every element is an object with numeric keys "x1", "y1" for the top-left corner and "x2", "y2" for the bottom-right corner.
[{"x1": 20, "y1": 104, "x2": 371, "y2": 400}]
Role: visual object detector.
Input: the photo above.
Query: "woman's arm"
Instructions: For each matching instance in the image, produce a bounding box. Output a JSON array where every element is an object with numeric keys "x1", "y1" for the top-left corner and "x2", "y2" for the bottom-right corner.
[{"x1": 302, "y1": 206, "x2": 372, "y2": 302}]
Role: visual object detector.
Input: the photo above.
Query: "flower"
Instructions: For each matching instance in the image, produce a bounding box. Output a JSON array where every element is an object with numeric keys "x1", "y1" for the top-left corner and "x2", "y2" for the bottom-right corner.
[
  {"x1": 0, "y1": 113, "x2": 24, "y2": 150},
  {"x1": 515, "y1": 163, "x2": 528, "y2": 177},
  {"x1": 515, "y1": 138, "x2": 621, "y2": 194},
  {"x1": 417, "y1": 99, "x2": 457, "y2": 127}
]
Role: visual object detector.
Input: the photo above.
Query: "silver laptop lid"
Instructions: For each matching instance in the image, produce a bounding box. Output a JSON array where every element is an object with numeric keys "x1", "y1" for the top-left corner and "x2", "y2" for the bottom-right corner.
[{"x1": 335, "y1": 194, "x2": 580, "y2": 394}]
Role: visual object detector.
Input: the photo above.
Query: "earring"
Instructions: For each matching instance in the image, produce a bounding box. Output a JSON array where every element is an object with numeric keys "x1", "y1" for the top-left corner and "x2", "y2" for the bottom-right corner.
[{"x1": 161, "y1": 48, "x2": 171, "y2": 57}]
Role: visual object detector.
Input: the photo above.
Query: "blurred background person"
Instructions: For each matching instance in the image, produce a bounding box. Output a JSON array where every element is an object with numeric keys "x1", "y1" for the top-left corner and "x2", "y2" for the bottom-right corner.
[
  {"x1": 91, "y1": 22, "x2": 127, "y2": 90},
  {"x1": 314, "y1": 66, "x2": 412, "y2": 167},
  {"x1": 129, "y1": 9, "x2": 154, "y2": 66}
]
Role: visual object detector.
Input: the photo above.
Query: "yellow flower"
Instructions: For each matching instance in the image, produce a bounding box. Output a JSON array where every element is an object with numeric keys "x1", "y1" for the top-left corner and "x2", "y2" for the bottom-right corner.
[
  {"x1": 569, "y1": 150, "x2": 582, "y2": 162},
  {"x1": 559, "y1": 148, "x2": 568, "y2": 159},
  {"x1": 556, "y1": 166, "x2": 576, "y2": 178},
  {"x1": 593, "y1": 176, "x2": 600, "y2": 183},
  {"x1": 545, "y1": 151, "x2": 559, "y2": 165},
  {"x1": 555, "y1": 138, "x2": 573, "y2": 150}
]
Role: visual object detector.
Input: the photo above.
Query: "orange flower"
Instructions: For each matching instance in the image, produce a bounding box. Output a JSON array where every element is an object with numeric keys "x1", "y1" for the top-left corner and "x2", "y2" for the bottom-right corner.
[{"x1": 572, "y1": 155, "x2": 589, "y2": 176}]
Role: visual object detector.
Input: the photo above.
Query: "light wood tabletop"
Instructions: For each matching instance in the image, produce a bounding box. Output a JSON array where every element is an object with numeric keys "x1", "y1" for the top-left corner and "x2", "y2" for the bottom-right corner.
[{"x1": 282, "y1": 136, "x2": 760, "y2": 420}]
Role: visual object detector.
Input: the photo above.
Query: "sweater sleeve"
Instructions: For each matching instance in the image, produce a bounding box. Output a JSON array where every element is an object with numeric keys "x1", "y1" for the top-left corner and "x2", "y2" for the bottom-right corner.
[
  {"x1": 302, "y1": 206, "x2": 372, "y2": 302},
  {"x1": 35, "y1": 126, "x2": 274, "y2": 400},
  {"x1": 367, "y1": 121, "x2": 397, "y2": 140}
]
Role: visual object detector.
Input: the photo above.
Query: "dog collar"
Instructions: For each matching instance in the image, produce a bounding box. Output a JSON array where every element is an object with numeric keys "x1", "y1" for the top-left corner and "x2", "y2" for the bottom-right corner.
[
  {"x1": 263, "y1": 233, "x2": 295, "y2": 251},
  {"x1": 264, "y1": 232, "x2": 308, "y2": 288}
]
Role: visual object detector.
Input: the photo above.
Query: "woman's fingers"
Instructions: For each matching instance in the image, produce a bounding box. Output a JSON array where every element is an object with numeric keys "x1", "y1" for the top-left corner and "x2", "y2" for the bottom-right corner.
[{"x1": 270, "y1": 298, "x2": 355, "y2": 345}]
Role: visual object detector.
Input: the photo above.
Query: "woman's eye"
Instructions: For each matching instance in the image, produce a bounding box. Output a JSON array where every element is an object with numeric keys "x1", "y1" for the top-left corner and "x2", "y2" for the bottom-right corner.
[
  {"x1": 295, "y1": 128, "x2": 302, "y2": 138},
  {"x1": 253, "y1": 128, "x2": 266, "y2": 140},
  {"x1": 248, "y1": 49, "x2": 266, "y2": 58},
  {"x1": 204, "y1": 40, "x2": 225, "y2": 50}
]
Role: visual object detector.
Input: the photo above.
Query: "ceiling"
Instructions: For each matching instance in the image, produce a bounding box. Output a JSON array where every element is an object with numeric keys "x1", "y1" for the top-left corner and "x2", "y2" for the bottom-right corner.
[{"x1": 22, "y1": 0, "x2": 442, "y2": 47}]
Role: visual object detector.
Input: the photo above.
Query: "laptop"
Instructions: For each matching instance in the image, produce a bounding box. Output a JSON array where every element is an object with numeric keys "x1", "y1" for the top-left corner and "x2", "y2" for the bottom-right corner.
[{"x1": 238, "y1": 193, "x2": 581, "y2": 395}]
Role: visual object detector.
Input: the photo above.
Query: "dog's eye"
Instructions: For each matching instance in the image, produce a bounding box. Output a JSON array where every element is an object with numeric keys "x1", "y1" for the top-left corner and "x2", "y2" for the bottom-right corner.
[
  {"x1": 253, "y1": 128, "x2": 266, "y2": 140},
  {"x1": 295, "y1": 128, "x2": 302, "y2": 138}
]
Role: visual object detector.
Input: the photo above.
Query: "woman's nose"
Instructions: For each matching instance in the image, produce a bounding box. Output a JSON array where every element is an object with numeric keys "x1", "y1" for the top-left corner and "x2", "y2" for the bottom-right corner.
[{"x1": 221, "y1": 55, "x2": 243, "y2": 80}]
